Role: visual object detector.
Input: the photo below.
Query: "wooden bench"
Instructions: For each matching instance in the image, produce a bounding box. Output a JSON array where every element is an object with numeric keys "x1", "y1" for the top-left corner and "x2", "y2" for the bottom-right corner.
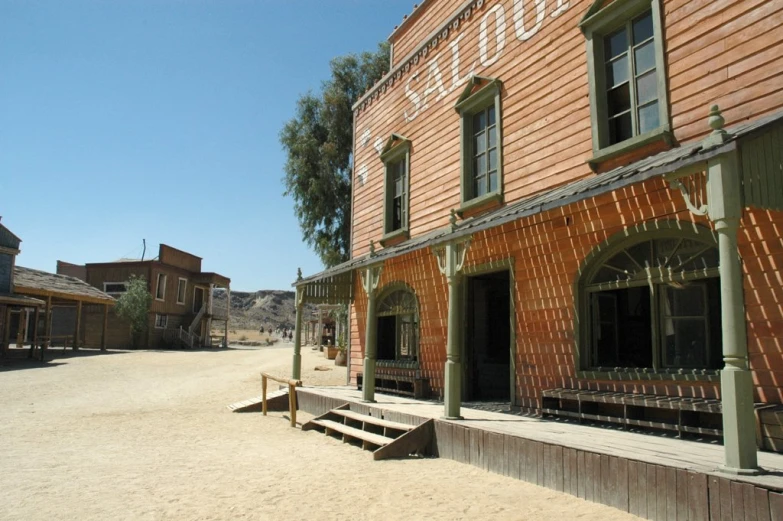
[
  {"x1": 357, "y1": 367, "x2": 429, "y2": 399},
  {"x1": 541, "y1": 388, "x2": 723, "y2": 439}
]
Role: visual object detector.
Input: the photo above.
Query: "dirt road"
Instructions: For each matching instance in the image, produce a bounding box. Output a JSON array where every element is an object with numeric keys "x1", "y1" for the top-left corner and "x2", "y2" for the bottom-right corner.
[{"x1": 0, "y1": 344, "x2": 640, "y2": 520}]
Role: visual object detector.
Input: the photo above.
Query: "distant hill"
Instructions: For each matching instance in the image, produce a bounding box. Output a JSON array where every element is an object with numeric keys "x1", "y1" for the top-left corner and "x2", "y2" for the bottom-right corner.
[{"x1": 212, "y1": 289, "x2": 316, "y2": 330}]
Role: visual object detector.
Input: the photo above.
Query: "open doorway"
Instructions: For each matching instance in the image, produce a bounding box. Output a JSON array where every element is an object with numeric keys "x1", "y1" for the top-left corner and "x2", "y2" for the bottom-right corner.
[{"x1": 464, "y1": 270, "x2": 511, "y2": 402}]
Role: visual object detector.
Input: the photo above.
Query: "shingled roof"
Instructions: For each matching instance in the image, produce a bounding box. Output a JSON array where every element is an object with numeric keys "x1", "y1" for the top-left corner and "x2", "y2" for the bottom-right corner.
[{"x1": 14, "y1": 266, "x2": 115, "y2": 305}]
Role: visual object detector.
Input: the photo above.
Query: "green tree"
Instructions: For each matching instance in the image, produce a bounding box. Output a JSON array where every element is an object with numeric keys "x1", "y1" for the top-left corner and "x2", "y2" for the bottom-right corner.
[
  {"x1": 114, "y1": 276, "x2": 152, "y2": 343},
  {"x1": 281, "y1": 42, "x2": 390, "y2": 267}
]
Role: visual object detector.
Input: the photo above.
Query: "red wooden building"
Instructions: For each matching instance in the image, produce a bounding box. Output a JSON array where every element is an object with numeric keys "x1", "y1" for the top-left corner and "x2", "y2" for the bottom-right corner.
[{"x1": 294, "y1": 0, "x2": 783, "y2": 477}]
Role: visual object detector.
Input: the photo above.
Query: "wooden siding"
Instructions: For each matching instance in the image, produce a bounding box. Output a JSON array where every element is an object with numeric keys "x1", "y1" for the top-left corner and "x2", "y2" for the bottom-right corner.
[
  {"x1": 742, "y1": 123, "x2": 783, "y2": 211},
  {"x1": 352, "y1": 0, "x2": 783, "y2": 259},
  {"x1": 349, "y1": 175, "x2": 783, "y2": 408},
  {"x1": 159, "y1": 244, "x2": 202, "y2": 273}
]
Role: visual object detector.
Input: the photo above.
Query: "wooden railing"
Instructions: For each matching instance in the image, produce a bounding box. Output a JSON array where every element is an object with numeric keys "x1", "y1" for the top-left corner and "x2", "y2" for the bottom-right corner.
[{"x1": 261, "y1": 372, "x2": 302, "y2": 428}]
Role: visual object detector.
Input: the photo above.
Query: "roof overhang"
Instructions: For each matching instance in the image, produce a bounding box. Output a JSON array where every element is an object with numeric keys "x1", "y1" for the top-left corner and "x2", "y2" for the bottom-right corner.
[
  {"x1": 299, "y1": 110, "x2": 783, "y2": 288},
  {"x1": 0, "y1": 294, "x2": 45, "y2": 307},
  {"x1": 191, "y1": 272, "x2": 231, "y2": 287}
]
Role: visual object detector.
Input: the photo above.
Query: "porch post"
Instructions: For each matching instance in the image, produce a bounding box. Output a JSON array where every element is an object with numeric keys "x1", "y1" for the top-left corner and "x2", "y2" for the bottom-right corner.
[
  {"x1": 292, "y1": 286, "x2": 304, "y2": 380},
  {"x1": 32, "y1": 306, "x2": 40, "y2": 353},
  {"x1": 361, "y1": 264, "x2": 382, "y2": 403},
  {"x1": 74, "y1": 300, "x2": 82, "y2": 350},
  {"x1": 2, "y1": 306, "x2": 11, "y2": 356},
  {"x1": 101, "y1": 304, "x2": 109, "y2": 351},
  {"x1": 434, "y1": 235, "x2": 471, "y2": 420},
  {"x1": 317, "y1": 306, "x2": 323, "y2": 350},
  {"x1": 706, "y1": 142, "x2": 758, "y2": 473}
]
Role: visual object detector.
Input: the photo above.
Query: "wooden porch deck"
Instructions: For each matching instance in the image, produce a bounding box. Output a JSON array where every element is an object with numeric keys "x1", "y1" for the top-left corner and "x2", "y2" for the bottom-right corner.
[{"x1": 296, "y1": 386, "x2": 783, "y2": 521}]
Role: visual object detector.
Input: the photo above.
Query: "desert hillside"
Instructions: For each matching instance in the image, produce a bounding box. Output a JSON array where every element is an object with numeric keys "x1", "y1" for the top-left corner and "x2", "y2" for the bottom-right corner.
[{"x1": 212, "y1": 289, "x2": 316, "y2": 330}]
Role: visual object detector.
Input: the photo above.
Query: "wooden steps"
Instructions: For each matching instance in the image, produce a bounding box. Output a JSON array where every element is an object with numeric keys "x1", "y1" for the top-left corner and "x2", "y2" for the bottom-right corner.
[
  {"x1": 302, "y1": 404, "x2": 433, "y2": 460},
  {"x1": 227, "y1": 389, "x2": 289, "y2": 413}
]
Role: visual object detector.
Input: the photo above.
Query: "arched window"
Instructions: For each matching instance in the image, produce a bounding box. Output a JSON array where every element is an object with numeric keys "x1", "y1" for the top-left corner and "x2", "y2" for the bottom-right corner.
[
  {"x1": 376, "y1": 286, "x2": 419, "y2": 363},
  {"x1": 578, "y1": 224, "x2": 722, "y2": 372}
]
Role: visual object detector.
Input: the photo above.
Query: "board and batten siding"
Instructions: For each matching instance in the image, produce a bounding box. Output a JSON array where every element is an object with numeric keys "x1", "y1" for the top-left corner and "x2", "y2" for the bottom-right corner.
[{"x1": 351, "y1": 0, "x2": 783, "y2": 259}]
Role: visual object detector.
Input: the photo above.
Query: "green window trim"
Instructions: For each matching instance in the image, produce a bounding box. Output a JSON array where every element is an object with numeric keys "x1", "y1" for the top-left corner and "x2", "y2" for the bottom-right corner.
[
  {"x1": 581, "y1": 0, "x2": 671, "y2": 167},
  {"x1": 380, "y1": 134, "x2": 411, "y2": 242},
  {"x1": 574, "y1": 221, "x2": 724, "y2": 381},
  {"x1": 455, "y1": 76, "x2": 504, "y2": 208}
]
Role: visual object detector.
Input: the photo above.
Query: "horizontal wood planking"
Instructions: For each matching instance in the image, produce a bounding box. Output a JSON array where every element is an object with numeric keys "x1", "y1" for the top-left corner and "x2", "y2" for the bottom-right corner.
[{"x1": 352, "y1": 0, "x2": 783, "y2": 258}]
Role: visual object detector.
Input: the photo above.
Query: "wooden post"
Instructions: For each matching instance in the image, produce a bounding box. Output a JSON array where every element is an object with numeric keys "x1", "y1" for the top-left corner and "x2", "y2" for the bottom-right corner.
[
  {"x1": 289, "y1": 382, "x2": 297, "y2": 428},
  {"x1": 101, "y1": 304, "x2": 109, "y2": 351},
  {"x1": 434, "y1": 236, "x2": 472, "y2": 420},
  {"x1": 16, "y1": 308, "x2": 26, "y2": 347},
  {"x1": 1, "y1": 307, "x2": 11, "y2": 357},
  {"x1": 74, "y1": 301, "x2": 82, "y2": 350},
  {"x1": 262, "y1": 374, "x2": 268, "y2": 416},
  {"x1": 224, "y1": 287, "x2": 230, "y2": 348},
  {"x1": 292, "y1": 287, "x2": 304, "y2": 380},
  {"x1": 32, "y1": 306, "x2": 40, "y2": 355},
  {"x1": 44, "y1": 296, "x2": 52, "y2": 345},
  {"x1": 361, "y1": 264, "x2": 382, "y2": 403},
  {"x1": 317, "y1": 307, "x2": 323, "y2": 351}
]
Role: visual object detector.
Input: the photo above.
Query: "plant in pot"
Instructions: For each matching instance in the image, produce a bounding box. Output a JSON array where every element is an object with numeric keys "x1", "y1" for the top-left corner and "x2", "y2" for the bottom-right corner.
[{"x1": 334, "y1": 337, "x2": 347, "y2": 367}]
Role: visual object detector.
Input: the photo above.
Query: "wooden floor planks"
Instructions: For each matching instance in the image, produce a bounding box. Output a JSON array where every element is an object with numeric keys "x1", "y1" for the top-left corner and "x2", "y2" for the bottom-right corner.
[{"x1": 296, "y1": 386, "x2": 783, "y2": 521}]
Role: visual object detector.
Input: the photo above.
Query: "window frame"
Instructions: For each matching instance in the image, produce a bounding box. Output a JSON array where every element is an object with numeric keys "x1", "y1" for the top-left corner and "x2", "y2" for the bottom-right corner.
[
  {"x1": 176, "y1": 277, "x2": 187, "y2": 306},
  {"x1": 581, "y1": 0, "x2": 672, "y2": 168},
  {"x1": 380, "y1": 134, "x2": 412, "y2": 245},
  {"x1": 103, "y1": 281, "x2": 128, "y2": 296},
  {"x1": 375, "y1": 283, "x2": 420, "y2": 368},
  {"x1": 574, "y1": 221, "x2": 722, "y2": 382},
  {"x1": 154, "y1": 314, "x2": 168, "y2": 329},
  {"x1": 455, "y1": 76, "x2": 504, "y2": 214},
  {"x1": 155, "y1": 273, "x2": 167, "y2": 302}
]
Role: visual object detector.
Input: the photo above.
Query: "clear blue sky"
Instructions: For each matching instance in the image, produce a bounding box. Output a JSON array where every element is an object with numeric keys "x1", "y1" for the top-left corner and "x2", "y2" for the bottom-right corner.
[{"x1": 0, "y1": 0, "x2": 413, "y2": 292}]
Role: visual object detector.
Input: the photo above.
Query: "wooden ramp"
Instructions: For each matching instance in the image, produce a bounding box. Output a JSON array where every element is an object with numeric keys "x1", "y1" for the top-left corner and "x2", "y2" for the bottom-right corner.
[
  {"x1": 227, "y1": 389, "x2": 289, "y2": 413},
  {"x1": 302, "y1": 404, "x2": 433, "y2": 460}
]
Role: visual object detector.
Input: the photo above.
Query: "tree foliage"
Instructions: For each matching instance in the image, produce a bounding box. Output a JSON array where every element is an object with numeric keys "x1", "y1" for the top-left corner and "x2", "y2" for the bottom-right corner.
[
  {"x1": 281, "y1": 42, "x2": 390, "y2": 267},
  {"x1": 114, "y1": 275, "x2": 152, "y2": 335}
]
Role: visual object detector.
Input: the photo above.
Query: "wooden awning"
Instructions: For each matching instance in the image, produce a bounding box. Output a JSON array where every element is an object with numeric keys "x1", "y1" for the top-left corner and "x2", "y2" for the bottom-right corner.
[{"x1": 14, "y1": 266, "x2": 115, "y2": 305}]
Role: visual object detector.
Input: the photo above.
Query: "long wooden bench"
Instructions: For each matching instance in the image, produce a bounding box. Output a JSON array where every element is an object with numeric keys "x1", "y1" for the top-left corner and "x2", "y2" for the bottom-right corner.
[
  {"x1": 541, "y1": 388, "x2": 723, "y2": 439},
  {"x1": 356, "y1": 367, "x2": 429, "y2": 399}
]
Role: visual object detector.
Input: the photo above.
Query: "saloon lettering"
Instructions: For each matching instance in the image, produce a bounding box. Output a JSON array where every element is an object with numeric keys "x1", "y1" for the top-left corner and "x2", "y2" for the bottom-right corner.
[{"x1": 404, "y1": 0, "x2": 569, "y2": 122}]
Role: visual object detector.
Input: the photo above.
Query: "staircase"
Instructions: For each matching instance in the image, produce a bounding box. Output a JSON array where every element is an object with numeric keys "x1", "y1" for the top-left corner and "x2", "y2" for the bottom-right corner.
[
  {"x1": 302, "y1": 404, "x2": 433, "y2": 460},
  {"x1": 187, "y1": 302, "x2": 207, "y2": 346}
]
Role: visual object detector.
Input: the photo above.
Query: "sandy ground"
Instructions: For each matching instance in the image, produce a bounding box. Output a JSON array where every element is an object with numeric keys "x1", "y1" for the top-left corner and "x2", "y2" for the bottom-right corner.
[{"x1": 0, "y1": 343, "x2": 641, "y2": 521}]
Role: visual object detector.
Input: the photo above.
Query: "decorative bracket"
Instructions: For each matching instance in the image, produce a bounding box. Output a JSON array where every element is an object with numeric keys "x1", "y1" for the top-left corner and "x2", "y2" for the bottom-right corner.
[
  {"x1": 432, "y1": 236, "x2": 472, "y2": 279},
  {"x1": 360, "y1": 264, "x2": 382, "y2": 295},
  {"x1": 670, "y1": 178, "x2": 709, "y2": 216}
]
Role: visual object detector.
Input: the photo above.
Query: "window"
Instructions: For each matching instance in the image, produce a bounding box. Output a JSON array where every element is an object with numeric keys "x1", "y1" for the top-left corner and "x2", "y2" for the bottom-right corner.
[
  {"x1": 376, "y1": 286, "x2": 419, "y2": 363},
  {"x1": 176, "y1": 278, "x2": 187, "y2": 305},
  {"x1": 578, "y1": 225, "x2": 722, "y2": 375},
  {"x1": 380, "y1": 134, "x2": 411, "y2": 244},
  {"x1": 155, "y1": 273, "x2": 166, "y2": 301},
  {"x1": 154, "y1": 314, "x2": 168, "y2": 329},
  {"x1": 455, "y1": 76, "x2": 503, "y2": 213},
  {"x1": 581, "y1": 0, "x2": 671, "y2": 166},
  {"x1": 103, "y1": 282, "x2": 128, "y2": 296}
]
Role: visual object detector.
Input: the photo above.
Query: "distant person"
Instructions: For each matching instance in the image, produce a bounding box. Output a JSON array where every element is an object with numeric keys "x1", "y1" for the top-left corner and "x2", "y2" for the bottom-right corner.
[
  {"x1": 288, "y1": 331, "x2": 293, "y2": 341},
  {"x1": 260, "y1": 326, "x2": 264, "y2": 333}
]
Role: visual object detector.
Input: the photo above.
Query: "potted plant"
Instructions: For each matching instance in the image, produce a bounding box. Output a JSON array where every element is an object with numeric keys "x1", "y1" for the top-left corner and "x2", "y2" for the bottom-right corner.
[
  {"x1": 334, "y1": 339, "x2": 347, "y2": 366},
  {"x1": 325, "y1": 339, "x2": 338, "y2": 360}
]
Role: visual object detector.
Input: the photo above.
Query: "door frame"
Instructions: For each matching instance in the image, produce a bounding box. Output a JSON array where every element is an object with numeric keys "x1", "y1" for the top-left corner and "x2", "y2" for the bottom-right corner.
[
  {"x1": 193, "y1": 286, "x2": 205, "y2": 313},
  {"x1": 461, "y1": 257, "x2": 517, "y2": 406}
]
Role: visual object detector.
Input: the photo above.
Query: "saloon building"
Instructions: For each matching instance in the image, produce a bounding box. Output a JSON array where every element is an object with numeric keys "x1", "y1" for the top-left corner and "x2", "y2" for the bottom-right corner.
[{"x1": 294, "y1": 0, "x2": 783, "y2": 475}]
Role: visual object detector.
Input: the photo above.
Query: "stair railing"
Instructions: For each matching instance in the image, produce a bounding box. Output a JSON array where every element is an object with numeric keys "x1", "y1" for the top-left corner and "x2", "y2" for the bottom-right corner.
[{"x1": 261, "y1": 372, "x2": 302, "y2": 427}]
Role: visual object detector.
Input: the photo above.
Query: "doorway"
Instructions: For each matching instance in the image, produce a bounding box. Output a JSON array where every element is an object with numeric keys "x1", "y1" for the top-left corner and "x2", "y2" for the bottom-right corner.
[
  {"x1": 193, "y1": 287, "x2": 205, "y2": 313},
  {"x1": 464, "y1": 270, "x2": 511, "y2": 402}
]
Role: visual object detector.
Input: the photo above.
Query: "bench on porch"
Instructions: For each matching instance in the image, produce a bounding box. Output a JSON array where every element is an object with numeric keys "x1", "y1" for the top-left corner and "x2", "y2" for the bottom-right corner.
[
  {"x1": 357, "y1": 366, "x2": 429, "y2": 399},
  {"x1": 541, "y1": 388, "x2": 724, "y2": 439}
]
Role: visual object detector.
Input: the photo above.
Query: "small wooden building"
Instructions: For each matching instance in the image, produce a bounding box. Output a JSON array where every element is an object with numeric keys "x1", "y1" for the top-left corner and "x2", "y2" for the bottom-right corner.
[
  {"x1": 294, "y1": 0, "x2": 783, "y2": 477},
  {"x1": 60, "y1": 244, "x2": 231, "y2": 349},
  {"x1": 13, "y1": 266, "x2": 116, "y2": 351},
  {"x1": 0, "y1": 221, "x2": 44, "y2": 357}
]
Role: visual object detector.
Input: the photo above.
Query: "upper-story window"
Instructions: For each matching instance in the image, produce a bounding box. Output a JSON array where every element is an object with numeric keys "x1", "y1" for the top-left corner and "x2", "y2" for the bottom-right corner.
[
  {"x1": 155, "y1": 273, "x2": 166, "y2": 301},
  {"x1": 581, "y1": 0, "x2": 671, "y2": 167},
  {"x1": 455, "y1": 76, "x2": 503, "y2": 214},
  {"x1": 380, "y1": 134, "x2": 411, "y2": 246},
  {"x1": 176, "y1": 278, "x2": 187, "y2": 305},
  {"x1": 103, "y1": 282, "x2": 128, "y2": 296}
]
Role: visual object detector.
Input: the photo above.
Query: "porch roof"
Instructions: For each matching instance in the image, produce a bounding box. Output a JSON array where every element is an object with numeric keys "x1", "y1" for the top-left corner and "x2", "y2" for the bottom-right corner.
[
  {"x1": 191, "y1": 272, "x2": 231, "y2": 288},
  {"x1": 14, "y1": 266, "x2": 116, "y2": 305},
  {"x1": 298, "y1": 110, "x2": 783, "y2": 287},
  {"x1": 0, "y1": 293, "x2": 45, "y2": 307}
]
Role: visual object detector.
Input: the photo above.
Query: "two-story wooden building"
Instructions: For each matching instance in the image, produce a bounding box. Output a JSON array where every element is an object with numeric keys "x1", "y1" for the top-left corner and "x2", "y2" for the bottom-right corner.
[
  {"x1": 294, "y1": 0, "x2": 783, "y2": 474},
  {"x1": 61, "y1": 244, "x2": 231, "y2": 349}
]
